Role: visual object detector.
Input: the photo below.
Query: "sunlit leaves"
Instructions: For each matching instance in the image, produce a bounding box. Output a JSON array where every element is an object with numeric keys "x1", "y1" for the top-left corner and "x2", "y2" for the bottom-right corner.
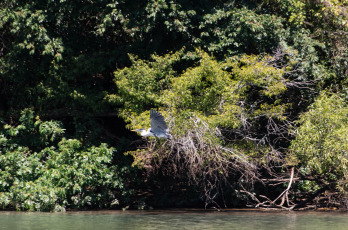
[
  {"x1": 111, "y1": 50, "x2": 183, "y2": 118},
  {"x1": 167, "y1": 51, "x2": 235, "y2": 114},
  {"x1": 290, "y1": 92, "x2": 348, "y2": 193},
  {"x1": 0, "y1": 110, "x2": 128, "y2": 211},
  {"x1": 115, "y1": 49, "x2": 289, "y2": 161}
]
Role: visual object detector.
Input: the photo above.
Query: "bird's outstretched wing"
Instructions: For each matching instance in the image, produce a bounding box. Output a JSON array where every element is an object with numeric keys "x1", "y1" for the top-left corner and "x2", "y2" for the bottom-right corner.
[{"x1": 150, "y1": 110, "x2": 168, "y2": 135}]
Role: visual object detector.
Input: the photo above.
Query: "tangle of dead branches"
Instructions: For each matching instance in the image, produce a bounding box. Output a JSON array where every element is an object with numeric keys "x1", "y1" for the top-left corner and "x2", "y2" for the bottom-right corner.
[{"x1": 142, "y1": 115, "x2": 260, "y2": 208}]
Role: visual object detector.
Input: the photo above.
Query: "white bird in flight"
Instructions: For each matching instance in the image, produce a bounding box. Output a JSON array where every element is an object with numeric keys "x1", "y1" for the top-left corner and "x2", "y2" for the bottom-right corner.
[{"x1": 132, "y1": 110, "x2": 171, "y2": 138}]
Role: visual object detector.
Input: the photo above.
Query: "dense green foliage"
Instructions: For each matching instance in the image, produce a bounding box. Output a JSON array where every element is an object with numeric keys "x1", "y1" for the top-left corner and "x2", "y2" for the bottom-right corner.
[
  {"x1": 0, "y1": 109, "x2": 131, "y2": 211},
  {"x1": 290, "y1": 93, "x2": 348, "y2": 193},
  {"x1": 1, "y1": 0, "x2": 347, "y2": 211}
]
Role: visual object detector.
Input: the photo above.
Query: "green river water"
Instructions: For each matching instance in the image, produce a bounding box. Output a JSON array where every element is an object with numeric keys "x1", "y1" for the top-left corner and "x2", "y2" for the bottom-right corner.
[{"x1": 1, "y1": 210, "x2": 347, "y2": 230}]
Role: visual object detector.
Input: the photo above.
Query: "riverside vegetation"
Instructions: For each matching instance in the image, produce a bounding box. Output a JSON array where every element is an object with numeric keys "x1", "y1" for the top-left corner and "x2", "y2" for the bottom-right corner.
[{"x1": 0, "y1": 0, "x2": 347, "y2": 211}]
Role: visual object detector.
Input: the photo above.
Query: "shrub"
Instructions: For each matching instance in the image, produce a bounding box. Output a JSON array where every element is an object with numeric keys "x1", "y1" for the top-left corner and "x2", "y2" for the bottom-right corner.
[
  {"x1": 0, "y1": 109, "x2": 129, "y2": 211},
  {"x1": 113, "y1": 50, "x2": 293, "y2": 206},
  {"x1": 289, "y1": 92, "x2": 348, "y2": 193}
]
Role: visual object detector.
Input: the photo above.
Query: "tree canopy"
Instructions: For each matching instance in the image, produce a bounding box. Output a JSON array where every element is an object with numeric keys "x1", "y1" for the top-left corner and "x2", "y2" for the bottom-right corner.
[{"x1": 0, "y1": 0, "x2": 347, "y2": 211}]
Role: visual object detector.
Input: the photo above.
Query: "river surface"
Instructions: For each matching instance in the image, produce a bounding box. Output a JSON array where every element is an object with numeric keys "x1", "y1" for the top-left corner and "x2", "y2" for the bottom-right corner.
[{"x1": 1, "y1": 209, "x2": 348, "y2": 230}]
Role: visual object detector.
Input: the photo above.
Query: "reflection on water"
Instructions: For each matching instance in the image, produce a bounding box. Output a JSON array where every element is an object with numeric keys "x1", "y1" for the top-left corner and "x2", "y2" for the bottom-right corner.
[{"x1": 1, "y1": 210, "x2": 348, "y2": 230}]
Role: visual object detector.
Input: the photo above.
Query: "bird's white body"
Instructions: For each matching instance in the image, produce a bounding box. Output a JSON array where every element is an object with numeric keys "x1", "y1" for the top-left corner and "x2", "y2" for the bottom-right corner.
[
  {"x1": 136, "y1": 128, "x2": 171, "y2": 138},
  {"x1": 138, "y1": 128, "x2": 152, "y2": 137}
]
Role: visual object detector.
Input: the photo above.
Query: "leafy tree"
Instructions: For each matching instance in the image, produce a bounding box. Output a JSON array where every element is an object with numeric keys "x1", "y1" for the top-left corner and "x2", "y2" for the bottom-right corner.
[
  {"x1": 0, "y1": 0, "x2": 131, "y2": 141},
  {"x1": 198, "y1": 8, "x2": 285, "y2": 57},
  {"x1": 113, "y1": 50, "x2": 296, "y2": 206},
  {"x1": 259, "y1": 0, "x2": 348, "y2": 89},
  {"x1": 289, "y1": 92, "x2": 348, "y2": 194},
  {"x1": 0, "y1": 109, "x2": 131, "y2": 211}
]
